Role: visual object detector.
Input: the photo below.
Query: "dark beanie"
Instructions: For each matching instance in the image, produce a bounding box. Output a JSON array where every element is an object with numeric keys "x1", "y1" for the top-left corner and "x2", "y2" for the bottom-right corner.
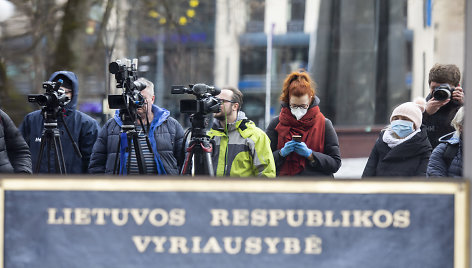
[{"x1": 52, "y1": 74, "x2": 73, "y2": 90}]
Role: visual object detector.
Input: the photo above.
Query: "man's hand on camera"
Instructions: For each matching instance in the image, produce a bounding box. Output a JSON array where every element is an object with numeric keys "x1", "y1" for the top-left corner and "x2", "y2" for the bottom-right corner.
[
  {"x1": 425, "y1": 98, "x2": 450, "y2": 115},
  {"x1": 452, "y1": 86, "x2": 464, "y2": 105}
]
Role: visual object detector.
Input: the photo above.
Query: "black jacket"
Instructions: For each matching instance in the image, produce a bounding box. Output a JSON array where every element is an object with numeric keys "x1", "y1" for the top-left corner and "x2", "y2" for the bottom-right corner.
[
  {"x1": 0, "y1": 109, "x2": 32, "y2": 173},
  {"x1": 362, "y1": 126, "x2": 432, "y2": 177},
  {"x1": 422, "y1": 94, "x2": 461, "y2": 149},
  {"x1": 266, "y1": 98, "x2": 341, "y2": 177}
]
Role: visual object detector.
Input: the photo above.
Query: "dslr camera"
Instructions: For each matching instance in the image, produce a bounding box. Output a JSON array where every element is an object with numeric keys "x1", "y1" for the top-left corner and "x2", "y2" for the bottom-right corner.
[
  {"x1": 171, "y1": 84, "x2": 221, "y2": 115},
  {"x1": 28, "y1": 80, "x2": 69, "y2": 110},
  {"x1": 433, "y1": 84, "x2": 455, "y2": 101},
  {"x1": 108, "y1": 58, "x2": 147, "y2": 110}
]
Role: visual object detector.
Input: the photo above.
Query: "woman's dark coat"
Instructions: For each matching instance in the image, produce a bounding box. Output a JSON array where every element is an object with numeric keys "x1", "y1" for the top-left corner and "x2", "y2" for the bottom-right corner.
[{"x1": 362, "y1": 126, "x2": 432, "y2": 177}]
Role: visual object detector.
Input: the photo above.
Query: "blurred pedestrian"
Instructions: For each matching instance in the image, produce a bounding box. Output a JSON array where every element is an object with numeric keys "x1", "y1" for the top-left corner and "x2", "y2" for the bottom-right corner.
[
  {"x1": 362, "y1": 98, "x2": 432, "y2": 177},
  {"x1": 427, "y1": 107, "x2": 464, "y2": 177},
  {"x1": 0, "y1": 109, "x2": 32, "y2": 173},
  {"x1": 266, "y1": 71, "x2": 341, "y2": 176}
]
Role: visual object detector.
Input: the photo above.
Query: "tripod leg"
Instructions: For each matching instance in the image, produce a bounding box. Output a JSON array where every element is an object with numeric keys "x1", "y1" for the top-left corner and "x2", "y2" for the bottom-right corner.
[
  {"x1": 113, "y1": 133, "x2": 122, "y2": 175},
  {"x1": 54, "y1": 133, "x2": 67, "y2": 174},
  {"x1": 35, "y1": 135, "x2": 48, "y2": 173},
  {"x1": 204, "y1": 150, "x2": 215, "y2": 177},
  {"x1": 51, "y1": 133, "x2": 63, "y2": 174},
  {"x1": 181, "y1": 143, "x2": 195, "y2": 175},
  {"x1": 130, "y1": 132, "x2": 146, "y2": 174}
]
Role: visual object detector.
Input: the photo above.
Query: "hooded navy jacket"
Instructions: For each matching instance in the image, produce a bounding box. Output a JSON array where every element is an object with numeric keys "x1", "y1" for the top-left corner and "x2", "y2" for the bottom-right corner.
[
  {"x1": 88, "y1": 105, "x2": 184, "y2": 175},
  {"x1": 19, "y1": 71, "x2": 100, "y2": 174}
]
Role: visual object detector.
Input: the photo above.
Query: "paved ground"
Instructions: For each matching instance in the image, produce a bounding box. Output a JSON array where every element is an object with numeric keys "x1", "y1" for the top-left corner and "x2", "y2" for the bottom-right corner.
[{"x1": 334, "y1": 158, "x2": 368, "y2": 179}]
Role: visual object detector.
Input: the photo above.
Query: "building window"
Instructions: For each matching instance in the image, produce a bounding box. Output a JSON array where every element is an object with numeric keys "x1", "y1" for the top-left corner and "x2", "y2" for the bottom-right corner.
[
  {"x1": 246, "y1": 0, "x2": 265, "y2": 32},
  {"x1": 287, "y1": 0, "x2": 305, "y2": 32}
]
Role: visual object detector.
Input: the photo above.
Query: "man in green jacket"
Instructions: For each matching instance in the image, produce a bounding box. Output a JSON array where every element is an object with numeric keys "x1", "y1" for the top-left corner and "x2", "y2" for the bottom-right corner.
[{"x1": 208, "y1": 87, "x2": 276, "y2": 177}]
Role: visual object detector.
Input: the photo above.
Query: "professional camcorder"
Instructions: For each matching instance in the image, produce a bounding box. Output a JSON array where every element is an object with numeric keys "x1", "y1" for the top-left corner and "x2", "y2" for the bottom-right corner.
[
  {"x1": 171, "y1": 84, "x2": 221, "y2": 114},
  {"x1": 108, "y1": 58, "x2": 146, "y2": 110},
  {"x1": 433, "y1": 83, "x2": 455, "y2": 101},
  {"x1": 28, "y1": 80, "x2": 69, "y2": 110},
  {"x1": 172, "y1": 83, "x2": 221, "y2": 175}
]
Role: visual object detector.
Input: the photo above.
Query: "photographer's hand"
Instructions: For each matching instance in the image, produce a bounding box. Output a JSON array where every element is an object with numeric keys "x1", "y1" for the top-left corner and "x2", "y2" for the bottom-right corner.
[
  {"x1": 452, "y1": 86, "x2": 464, "y2": 105},
  {"x1": 425, "y1": 97, "x2": 450, "y2": 115}
]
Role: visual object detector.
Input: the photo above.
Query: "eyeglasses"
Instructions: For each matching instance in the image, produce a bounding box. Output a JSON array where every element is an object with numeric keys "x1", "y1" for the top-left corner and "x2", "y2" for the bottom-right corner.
[
  {"x1": 219, "y1": 99, "x2": 236, "y2": 104},
  {"x1": 61, "y1": 87, "x2": 72, "y2": 94},
  {"x1": 289, "y1": 104, "x2": 309, "y2": 109}
]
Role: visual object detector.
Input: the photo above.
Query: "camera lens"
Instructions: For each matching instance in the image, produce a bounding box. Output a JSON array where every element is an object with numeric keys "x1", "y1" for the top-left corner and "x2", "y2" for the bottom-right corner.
[
  {"x1": 433, "y1": 88, "x2": 451, "y2": 101},
  {"x1": 36, "y1": 95, "x2": 49, "y2": 106}
]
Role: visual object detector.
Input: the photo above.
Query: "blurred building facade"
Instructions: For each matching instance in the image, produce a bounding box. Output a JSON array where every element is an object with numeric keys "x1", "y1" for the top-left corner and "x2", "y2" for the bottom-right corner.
[
  {"x1": 1, "y1": 0, "x2": 466, "y2": 153},
  {"x1": 211, "y1": 0, "x2": 465, "y2": 128}
]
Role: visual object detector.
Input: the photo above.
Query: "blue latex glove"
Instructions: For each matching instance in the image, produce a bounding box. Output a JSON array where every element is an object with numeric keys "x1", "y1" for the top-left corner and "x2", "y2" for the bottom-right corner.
[
  {"x1": 280, "y1": 140, "x2": 297, "y2": 157},
  {"x1": 294, "y1": 142, "x2": 313, "y2": 158}
]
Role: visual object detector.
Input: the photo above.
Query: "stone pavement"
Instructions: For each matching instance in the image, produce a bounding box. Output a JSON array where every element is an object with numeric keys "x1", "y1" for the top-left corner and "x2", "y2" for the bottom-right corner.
[{"x1": 334, "y1": 158, "x2": 368, "y2": 179}]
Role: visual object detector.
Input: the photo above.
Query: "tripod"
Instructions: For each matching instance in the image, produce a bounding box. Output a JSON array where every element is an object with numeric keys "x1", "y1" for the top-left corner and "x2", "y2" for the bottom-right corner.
[
  {"x1": 180, "y1": 113, "x2": 216, "y2": 176},
  {"x1": 112, "y1": 109, "x2": 154, "y2": 175},
  {"x1": 35, "y1": 108, "x2": 82, "y2": 174}
]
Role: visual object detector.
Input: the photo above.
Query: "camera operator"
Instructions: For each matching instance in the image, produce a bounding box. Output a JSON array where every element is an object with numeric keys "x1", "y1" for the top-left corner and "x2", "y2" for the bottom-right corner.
[
  {"x1": 88, "y1": 78, "x2": 184, "y2": 175},
  {"x1": 19, "y1": 71, "x2": 100, "y2": 174},
  {"x1": 207, "y1": 87, "x2": 276, "y2": 177},
  {"x1": 423, "y1": 64, "x2": 464, "y2": 148},
  {"x1": 0, "y1": 109, "x2": 32, "y2": 173}
]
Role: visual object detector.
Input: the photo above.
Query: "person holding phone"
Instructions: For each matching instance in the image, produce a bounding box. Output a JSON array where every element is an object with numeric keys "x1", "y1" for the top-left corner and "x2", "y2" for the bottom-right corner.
[{"x1": 266, "y1": 71, "x2": 341, "y2": 177}]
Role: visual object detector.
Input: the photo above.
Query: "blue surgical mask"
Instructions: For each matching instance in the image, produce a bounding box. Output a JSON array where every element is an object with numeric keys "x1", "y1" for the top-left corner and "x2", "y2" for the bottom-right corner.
[{"x1": 390, "y1": 120, "x2": 414, "y2": 138}]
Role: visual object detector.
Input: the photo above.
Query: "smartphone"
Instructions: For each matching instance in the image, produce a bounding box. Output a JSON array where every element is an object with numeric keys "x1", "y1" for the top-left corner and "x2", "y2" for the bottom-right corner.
[{"x1": 292, "y1": 135, "x2": 302, "y2": 142}]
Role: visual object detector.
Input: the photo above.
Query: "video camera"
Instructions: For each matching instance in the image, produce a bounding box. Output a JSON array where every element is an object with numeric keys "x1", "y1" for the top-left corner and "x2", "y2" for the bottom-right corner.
[
  {"x1": 108, "y1": 58, "x2": 146, "y2": 110},
  {"x1": 171, "y1": 84, "x2": 221, "y2": 176},
  {"x1": 433, "y1": 84, "x2": 455, "y2": 101},
  {"x1": 28, "y1": 80, "x2": 69, "y2": 111},
  {"x1": 171, "y1": 84, "x2": 221, "y2": 114}
]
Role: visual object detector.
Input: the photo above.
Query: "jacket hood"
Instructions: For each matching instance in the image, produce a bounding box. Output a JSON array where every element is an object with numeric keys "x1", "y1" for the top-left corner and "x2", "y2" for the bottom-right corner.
[{"x1": 48, "y1": 71, "x2": 79, "y2": 111}]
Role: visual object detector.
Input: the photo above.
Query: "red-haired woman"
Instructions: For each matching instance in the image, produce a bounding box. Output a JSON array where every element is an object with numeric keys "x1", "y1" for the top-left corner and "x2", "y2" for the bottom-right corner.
[{"x1": 266, "y1": 71, "x2": 341, "y2": 176}]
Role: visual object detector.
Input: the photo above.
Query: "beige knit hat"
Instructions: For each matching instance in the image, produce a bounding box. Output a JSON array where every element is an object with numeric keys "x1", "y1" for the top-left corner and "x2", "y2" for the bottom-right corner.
[{"x1": 390, "y1": 97, "x2": 426, "y2": 130}]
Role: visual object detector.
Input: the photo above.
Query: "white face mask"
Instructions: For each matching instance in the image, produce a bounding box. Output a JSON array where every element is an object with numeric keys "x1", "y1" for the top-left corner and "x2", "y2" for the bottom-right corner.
[{"x1": 290, "y1": 107, "x2": 308, "y2": 120}]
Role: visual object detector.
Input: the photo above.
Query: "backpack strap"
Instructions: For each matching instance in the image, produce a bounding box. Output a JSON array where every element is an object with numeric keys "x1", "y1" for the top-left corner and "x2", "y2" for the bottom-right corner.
[{"x1": 442, "y1": 143, "x2": 459, "y2": 168}]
